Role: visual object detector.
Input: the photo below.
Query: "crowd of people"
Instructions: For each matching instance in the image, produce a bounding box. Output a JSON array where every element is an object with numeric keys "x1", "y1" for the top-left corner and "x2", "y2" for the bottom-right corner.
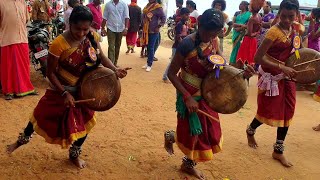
[{"x1": 0, "y1": 0, "x2": 320, "y2": 179}]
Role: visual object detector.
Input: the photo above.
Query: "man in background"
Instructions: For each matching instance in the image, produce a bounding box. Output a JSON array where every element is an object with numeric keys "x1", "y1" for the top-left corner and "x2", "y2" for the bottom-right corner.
[
  {"x1": 101, "y1": 0, "x2": 129, "y2": 66},
  {"x1": 87, "y1": 0, "x2": 103, "y2": 41},
  {"x1": 0, "y1": 0, "x2": 37, "y2": 100}
]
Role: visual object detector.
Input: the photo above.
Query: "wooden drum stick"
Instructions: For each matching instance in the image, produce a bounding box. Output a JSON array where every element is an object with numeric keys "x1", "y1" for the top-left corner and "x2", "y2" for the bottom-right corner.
[
  {"x1": 198, "y1": 110, "x2": 220, "y2": 123},
  {"x1": 74, "y1": 98, "x2": 96, "y2": 104}
]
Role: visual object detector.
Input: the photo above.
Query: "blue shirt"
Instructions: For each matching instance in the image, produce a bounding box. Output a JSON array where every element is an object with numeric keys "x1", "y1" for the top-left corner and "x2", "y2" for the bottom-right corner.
[{"x1": 103, "y1": 0, "x2": 130, "y2": 32}]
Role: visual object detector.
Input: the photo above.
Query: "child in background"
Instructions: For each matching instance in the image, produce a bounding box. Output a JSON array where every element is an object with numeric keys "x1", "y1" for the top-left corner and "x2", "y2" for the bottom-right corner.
[
  {"x1": 310, "y1": 8, "x2": 320, "y2": 132},
  {"x1": 162, "y1": 8, "x2": 190, "y2": 83},
  {"x1": 308, "y1": 8, "x2": 320, "y2": 51},
  {"x1": 236, "y1": 0, "x2": 263, "y2": 69}
]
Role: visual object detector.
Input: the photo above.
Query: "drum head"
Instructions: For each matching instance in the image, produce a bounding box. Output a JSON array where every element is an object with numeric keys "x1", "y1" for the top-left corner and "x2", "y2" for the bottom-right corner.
[
  {"x1": 201, "y1": 66, "x2": 248, "y2": 114},
  {"x1": 80, "y1": 67, "x2": 121, "y2": 111},
  {"x1": 286, "y1": 48, "x2": 320, "y2": 84}
]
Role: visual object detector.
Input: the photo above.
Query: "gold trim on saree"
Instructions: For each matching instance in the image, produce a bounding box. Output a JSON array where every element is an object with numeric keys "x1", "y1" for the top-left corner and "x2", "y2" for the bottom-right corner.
[
  {"x1": 57, "y1": 67, "x2": 79, "y2": 86},
  {"x1": 180, "y1": 69, "x2": 202, "y2": 89}
]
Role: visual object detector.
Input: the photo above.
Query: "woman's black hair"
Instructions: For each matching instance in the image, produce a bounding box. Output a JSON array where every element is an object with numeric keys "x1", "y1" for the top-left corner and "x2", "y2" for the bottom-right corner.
[
  {"x1": 157, "y1": 0, "x2": 162, "y2": 5},
  {"x1": 279, "y1": 0, "x2": 299, "y2": 12},
  {"x1": 176, "y1": 0, "x2": 183, "y2": 5},
  {"x1": 68, "y1": 0, "x2": 79, "y2": 7},
  {"x1": 186, "y1": 1, "x2": 196, "y2": 10},
  {"x1": 211, "y1": 0, "x2": 226, "y2": 11},
  {"x1": 198, "y1": 8, "x2": 224, "y2": 31},
  {"x1": 240, "y1": 1, "x2": 249, "y2": 11},
  {"x1": 195, "y1": 9, "x2": 224, "y2": 60},
  {"x1": 180, "y1": 8, "x2": 190, "y2": 15},
  {"x1": 69, "y1": 6, "x2": 101, "y2": 69},
  {"x1": 312, "y1": 8, "x2": 320, "y2": 19},
  {"x1": 266, "y1": 1, "x2": 271, "y2": 7}
]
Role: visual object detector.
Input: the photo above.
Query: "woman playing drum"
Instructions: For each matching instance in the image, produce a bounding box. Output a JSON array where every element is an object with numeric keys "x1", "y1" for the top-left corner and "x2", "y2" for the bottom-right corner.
[
  {"x1": 6, "y1": 6, "x2": 129, "y2": 168},
  {"x1": 246, "y1": 0, "x2": 304, "y2": 167},
  {"x1": 163, "y1": 9, "x2": 254, "y2": 179}
]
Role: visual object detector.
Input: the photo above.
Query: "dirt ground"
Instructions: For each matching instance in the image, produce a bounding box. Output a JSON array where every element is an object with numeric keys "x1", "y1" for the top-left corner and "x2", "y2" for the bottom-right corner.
[{"x1": 0, "y1": 36, "x2": 319, "y2": 180}]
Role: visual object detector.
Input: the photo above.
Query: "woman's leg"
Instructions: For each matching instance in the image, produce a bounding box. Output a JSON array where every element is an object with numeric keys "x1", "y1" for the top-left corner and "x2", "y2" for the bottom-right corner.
[
  {"x1": 162, "y1": 48, "x2": 176, "y2": 82},
  {"x1": 164, "y1": 130, "x2": 205, "y2": 179},
  {"x1": 246, "y1": 118, "x2": 263, "y2": 148},
  {"x1": 140, "y1": 46, "x2": 145, "y2": 58},
  {"x1": 69, "y1": 135, "x2": 88, "y2": 169},
  {"x1": 164, "y1": 130, "x2": 175, "y2": 154},
  {"x1": 272, "y1": 127, "x2": 293, "y2": 167},
  {"x1": 125, "y1": 34, "x2": 131, "y2": 54},
  {"x1": 181, "y1": 156, "x2": 205, "y2": 180},
  {"x1": 7, "y1": 121, "x2": 34, "y2": 154}
]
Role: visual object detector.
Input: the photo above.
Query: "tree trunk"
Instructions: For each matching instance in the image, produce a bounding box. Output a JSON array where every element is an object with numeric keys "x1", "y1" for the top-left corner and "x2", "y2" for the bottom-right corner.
[{"x1": 318, "y1": 0, "x2": 320, "y2": 7}]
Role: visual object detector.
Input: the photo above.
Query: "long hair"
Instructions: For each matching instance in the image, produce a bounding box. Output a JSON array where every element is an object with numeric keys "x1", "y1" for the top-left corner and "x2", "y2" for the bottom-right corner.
[
  {"x1": 312, "y1": 8, "x2": 320, "y2": 19},
  {"x1": 279, "y1": 0, "x2": 299, "y2": 12},
  {"x1": 198, "y1": 9, "x2": 224, "y2": 31}
]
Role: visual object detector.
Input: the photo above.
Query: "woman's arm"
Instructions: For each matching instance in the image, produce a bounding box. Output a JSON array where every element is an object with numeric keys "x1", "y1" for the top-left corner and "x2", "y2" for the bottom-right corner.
[
  {"x1": 246, "y1": 18, "x2": 254, "y2": 36},
  {"x1": 309, "y1": 19, "x2": 320, "y2": 39},
  {"x1": 97, "y1": 42, "x2": 117, "y2": 71},
  {"x1": 168, "y1": 53, "x2": 190, "y2": 97},
  {"x1": 97, "y1": 42, "x2": 128, "y2": 78},
  {"x1": 46, "y1": 54, "x2": 75, "y2": 106},
  {"x1": 262, "y1": 18, "x2": 274, "y2": 28},
  {"x1": 46, "y1": 54, "x2": 65, "y2": 94},
  {"x1": 255, "y1": 38, "x2": 296, "y2": 78},
  {"x1": 168, "y1": 52, "x2": 198, "y2": 113}
]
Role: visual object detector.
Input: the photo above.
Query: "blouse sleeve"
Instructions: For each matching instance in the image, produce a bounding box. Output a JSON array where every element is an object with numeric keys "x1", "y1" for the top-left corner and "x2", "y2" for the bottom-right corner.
[
  {"x1": 264, "y1": 26, "x2": 280, "y2": 42},
  {"x1": 48, "y1": 35, "x2": 69, "y2": 57}
]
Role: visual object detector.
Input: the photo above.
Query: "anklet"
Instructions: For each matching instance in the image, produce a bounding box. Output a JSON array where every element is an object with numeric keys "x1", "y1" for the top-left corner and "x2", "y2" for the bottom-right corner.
[
  {"x1": 69, "y1": 145, "x2": 82, "y2": 159},
  {"x1": 17, "y1": 133, "x2": 32, "y2": 145},
  {"x1": 182, "y1": 156, "x2": 197, "y2": 169},
  {"x1": 165, "y1": 130, "x2": 175, "y2": 143},
  {"x1": 246, "y1": 125, "x2": 256, "y2": 136},
  {"x1": 273, "y1": 140, "x2": 285, "y2": 154}
]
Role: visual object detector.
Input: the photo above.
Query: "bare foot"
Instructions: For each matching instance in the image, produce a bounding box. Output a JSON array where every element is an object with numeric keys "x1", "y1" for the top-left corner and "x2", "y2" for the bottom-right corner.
[
  {"x1": 6, "y1": 142, "x2": 21, "y2": 154},
  {"x1": 70, "y1": 157, "x2": 86, "y2": 169},
  {"x1": 272, "y1": 152, "x2": 293, "y2": 167},
  {"x1": 312, "y1": 124, "x2": 320, "y2": 131},
  {"x1": 163, "y1": 79, "x2": 171, "y2": 84},
  {"x1": 246, "y1": 134, "x2": 258, "y2": 149},
  {"x1": 181, "y1": 163, "x2": 205, "y2": 180},
  {"x1": 164, "y1": 132, "x2": 174, "y2": 155}
]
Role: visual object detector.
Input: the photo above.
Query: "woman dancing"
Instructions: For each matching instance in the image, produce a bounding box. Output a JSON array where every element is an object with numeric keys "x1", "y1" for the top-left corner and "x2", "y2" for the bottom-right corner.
[{"x1": 7, "y1": 6, "x2": 129, "y2": 168}]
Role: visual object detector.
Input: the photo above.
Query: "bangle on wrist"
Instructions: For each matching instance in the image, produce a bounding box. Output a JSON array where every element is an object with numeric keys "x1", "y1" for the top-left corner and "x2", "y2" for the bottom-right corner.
[
  {"x1": 61, "y1": 90, "x2": 68, "y2": 97},
  {"x1": 183, "y1": 92, "x2": 191, "y2": 101},
  {"x1": 278, "y1": 63, "x2": 282, "y2": 70}
]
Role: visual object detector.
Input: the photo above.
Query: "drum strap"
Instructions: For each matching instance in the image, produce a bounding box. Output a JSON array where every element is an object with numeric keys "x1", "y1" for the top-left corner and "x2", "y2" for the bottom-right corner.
[
  {"x1": 180, "y1": 69, "x2": 202, "y2": 89},
  {"x1": 49, "y1": 83, "x2": 78, "y2": 93}
]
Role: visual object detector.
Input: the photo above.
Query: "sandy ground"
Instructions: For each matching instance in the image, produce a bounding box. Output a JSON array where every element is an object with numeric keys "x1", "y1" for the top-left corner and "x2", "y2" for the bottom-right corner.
[{"x1": 0, "y1": 36, "x2": 320, "y2": 180}]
